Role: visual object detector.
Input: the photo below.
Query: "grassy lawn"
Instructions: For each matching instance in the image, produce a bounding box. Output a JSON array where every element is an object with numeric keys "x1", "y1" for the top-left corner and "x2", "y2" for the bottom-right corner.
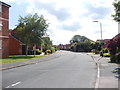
[{"x1": 0, "y1": 55, "x2": 45, "y2": 64}]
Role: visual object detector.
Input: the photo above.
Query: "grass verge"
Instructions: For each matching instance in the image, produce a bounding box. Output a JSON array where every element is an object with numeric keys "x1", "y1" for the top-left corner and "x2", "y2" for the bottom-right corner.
[{"x1": 0, "y1": 55, "x2": 45, "y2": 64}]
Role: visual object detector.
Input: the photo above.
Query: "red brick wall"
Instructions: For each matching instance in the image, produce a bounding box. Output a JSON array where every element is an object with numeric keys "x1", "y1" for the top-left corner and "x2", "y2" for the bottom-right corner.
[
  {"x1": 2, "y1": 5, "x2": 9, "y2": 36},
  {"x1": 2, "y1": 38, "x2": 9, "y2": 58},
  {"x1": 0, "y1": 3, "x2": 10, "y2": 58},
  {"x1": 9, "y1": 35, "x2": 22, "y2": 55}
]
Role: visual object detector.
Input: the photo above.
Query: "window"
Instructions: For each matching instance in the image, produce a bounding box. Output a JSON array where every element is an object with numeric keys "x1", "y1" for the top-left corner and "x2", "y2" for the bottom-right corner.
[{"x1": 0, "y1": 40, "x2": 2, "y2": 49}]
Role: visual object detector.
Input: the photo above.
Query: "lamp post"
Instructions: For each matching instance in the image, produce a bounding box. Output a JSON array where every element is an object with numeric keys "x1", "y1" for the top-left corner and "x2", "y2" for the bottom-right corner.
[{"x1": 93, "y1": 21, "x2": 103, "y2": 40}]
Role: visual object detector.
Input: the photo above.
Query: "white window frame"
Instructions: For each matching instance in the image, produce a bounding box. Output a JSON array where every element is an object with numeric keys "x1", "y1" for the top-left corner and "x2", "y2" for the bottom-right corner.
[{"x1": 0, "y1": 40, "x2": 2, "y2": 49}]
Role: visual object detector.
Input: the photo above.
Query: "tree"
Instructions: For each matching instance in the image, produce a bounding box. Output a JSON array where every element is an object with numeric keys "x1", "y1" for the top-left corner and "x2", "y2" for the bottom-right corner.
[
  {"x1": 16, "y1": 13, "x2": 49, "y2": 55},
  {"x1": 70, "y1": 35, "x2": 95, "y2": 52},
  {"x1": 70, "y1": 35, "x2": 92, "y2": 44},
  {"x1": 42, "y1": 37, "x2": 53, "y2": 51},
  {"x1": 112, "y1": 0, "x2": 120, "y2": 22}
]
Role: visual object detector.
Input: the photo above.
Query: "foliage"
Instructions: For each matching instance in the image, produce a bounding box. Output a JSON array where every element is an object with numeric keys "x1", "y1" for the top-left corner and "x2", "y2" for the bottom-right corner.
[
  {"x1": 91, "y1": 49, "x2": 100, "y2": 54},
  {"x1": 76, "y1": 41, "x2": 92, "y2": 52},
  {"x1": 53, "y1": 46, "x2": 58, "y2": 51},
  {"x1": 16, "y1": 13, "x2": 49, "y2": 47},
  {"x1": 70, "y1": 35, "x2": 93, "y2": 44},
  {"x1": 44, "y1": 47, "x2": 56, "y2": 55},
  {"x1": 36, "y1": 49, "x2": 42, "y2": 55},
  {"x1": 100, "y1": 48, "x2": 110, "y2": 57},
  {"x1": 45, "y1": 49, "x2": 52, "y2": 55},
  {"x1": 112, "y1": 0, "x2": 120, "y2": 22},
  {"x1": 42, "y1": 37, "x2": 53, "y2": 51},
  {"x1": 69, "y1": 35, "x2": 98, "y2": 52},
  {"x1": 115, "y1": 52, "x2": 120, "y2": 63},
  {"x1": 50, "y1": 47, "x2": 56, "y2": 53},
  {"x1": 107, "y1": 34, "x2": 120, "y2": 63},
  {"x1": 103, "y1": 53, "x2": 110, "y2": 57},
  {"x1": 107, "y1": 39, "x2": 117, "y2": 55}
]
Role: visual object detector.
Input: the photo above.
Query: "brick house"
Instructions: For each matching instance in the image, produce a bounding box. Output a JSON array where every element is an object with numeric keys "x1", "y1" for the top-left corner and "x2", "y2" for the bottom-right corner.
[
  {"x1": 56, "y1": 44, "x2": 71, "y2": 50},
  {"x1": 9, "y1": 29, "x2": 25, "y2": 55},
  {"x1": 0, "y1": 1, "x2": 11, "y2": 58},
  {"x1": 9, "y1": 34, "x2": 23, "y2": 55},
  {"x1": 102, "y1": 33, "x2": 120, "y2": 48}
]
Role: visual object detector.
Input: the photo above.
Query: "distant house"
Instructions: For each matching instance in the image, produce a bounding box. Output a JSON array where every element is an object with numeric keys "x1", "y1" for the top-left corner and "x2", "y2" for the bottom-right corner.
[
  {"x1": 10, "y1": 29, "x2": 43, "y2": 55},
  {"x1": 9, "y1": 29, "x2": 26, "y2": 55},
  {"x1": 0, "y1": 1, "x2": 11, "y2": 58},
  {"x1": 56, "y1": 44, "x2": 71, "y2": 50},
  {"x1": 102, "y1": 33, "x2": 120, "y2": 49}
]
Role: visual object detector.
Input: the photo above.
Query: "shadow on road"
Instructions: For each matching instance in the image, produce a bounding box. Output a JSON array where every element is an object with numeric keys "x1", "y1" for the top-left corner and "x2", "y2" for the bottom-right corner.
[{"x1": 112, "y1": 67, "x2": 120, "y2": 80}]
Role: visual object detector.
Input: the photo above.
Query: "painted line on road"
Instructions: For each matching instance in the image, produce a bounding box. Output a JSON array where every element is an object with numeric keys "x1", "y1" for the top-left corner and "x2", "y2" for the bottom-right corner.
[
  {"x1": 95, "y1": 63, "x2": 100, "y2": 88},
  {"x1": 91, "y1": 56, "x2": 100, "y2": 88},
  {"x1": 5, "y1": 82, "x2": 21, "y2": 88}
]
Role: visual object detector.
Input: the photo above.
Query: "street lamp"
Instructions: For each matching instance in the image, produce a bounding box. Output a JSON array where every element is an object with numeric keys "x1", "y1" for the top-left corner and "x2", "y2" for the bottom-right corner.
[{"x1": 93, "y1": 21, "x2": 103, "y2": 40}]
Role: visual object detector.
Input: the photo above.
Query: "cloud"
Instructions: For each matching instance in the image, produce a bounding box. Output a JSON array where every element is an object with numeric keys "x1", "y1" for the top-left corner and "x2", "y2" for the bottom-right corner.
[
  {"x1": 3, "y1": 0, "x2": 118, "y2": 45},
  {"x1": 83, "y1": 1, "x2": 112, "y2": 20},
  {"x1": 26, "y1": 1, "x2": 70, "y2": 21},
  {"x1": 61, "y1": 22, "x2": 81, "y2": 31}
]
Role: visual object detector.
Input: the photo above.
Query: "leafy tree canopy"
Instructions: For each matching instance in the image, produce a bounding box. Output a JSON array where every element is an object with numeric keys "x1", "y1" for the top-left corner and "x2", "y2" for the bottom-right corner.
[
  {"x1": 70, "y1": 35, "x2": 94, "y2": 44},
  {"x1": 16, "y1": 13, "x2": 49, "y2": 46},
  {"x1": 112, "y1": 0, "x2": 120, "y2": 22},
  {"x1": 42, "y1": 37, "x2": 53, "y2": 51}
]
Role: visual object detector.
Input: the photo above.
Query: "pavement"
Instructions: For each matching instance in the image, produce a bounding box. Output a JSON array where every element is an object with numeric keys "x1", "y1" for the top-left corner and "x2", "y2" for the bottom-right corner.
[
  {"x1": 0, "y1": 51, "x2": 120, "y2": 88},
  {"x1": 88, "y1": 53, "x2": 120, "y2": 89}
]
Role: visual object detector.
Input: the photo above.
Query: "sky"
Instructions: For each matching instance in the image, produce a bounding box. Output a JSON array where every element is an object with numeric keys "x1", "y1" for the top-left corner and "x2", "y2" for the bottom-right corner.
[{"x1": 2, "y1": 0, "x2": 118, "y2": 45}]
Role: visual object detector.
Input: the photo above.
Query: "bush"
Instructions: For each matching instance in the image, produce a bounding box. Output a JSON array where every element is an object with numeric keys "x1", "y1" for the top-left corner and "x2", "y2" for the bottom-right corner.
[
  {"x1": 95, "y1": 50, "x2": 100, "y2": 54},
  {"x1": 100, "y1": 48, "x2": 110, "y2": 57},
  {"x1": 54, "y1": 47, "x2": 58, "y2": 51},
  {"x1": 36, "y1": 49, "x2": 42, "y2": 55},
  {"x1": 103, "y1": 53, "x2": 110, "y2": 57},
  {"x1": 50, "y1": 47, "x2": 56, "y2": 53},
  {"x1": 110, "y1": 55, "x2": 116, "y2": 63},
  {"x1": 45, "y1": 49, "x2": 51, "y2": 55}
]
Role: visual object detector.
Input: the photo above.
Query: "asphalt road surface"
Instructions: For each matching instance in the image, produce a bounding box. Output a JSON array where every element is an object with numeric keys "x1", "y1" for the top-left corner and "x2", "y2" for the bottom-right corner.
[{"x1": 2, "y1": 51, "x2": 97, "y2": 88}]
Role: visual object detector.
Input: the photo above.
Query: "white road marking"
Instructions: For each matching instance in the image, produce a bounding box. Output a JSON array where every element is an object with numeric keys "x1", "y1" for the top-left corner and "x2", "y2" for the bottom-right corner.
[
  {"x1": 95, "y1": 63, "x2": 100, "y2": 88},
  {"x1": 91, "y1": 56, "x2": 100, "y2": 88},
  {"x1": 11, "y1": 82, "x2": 21, "y2": 86},
  {"x1": 5, "y1": 82, "x2": 21, "y2": 88}
]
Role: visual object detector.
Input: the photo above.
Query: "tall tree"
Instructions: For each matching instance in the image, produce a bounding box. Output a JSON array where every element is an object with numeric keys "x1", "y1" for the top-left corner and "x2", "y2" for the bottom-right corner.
[
  {"x1": 112, "y1": 0, "x2": 120, "y2": 22},
  {"x1": 42, "y1": 37, "x2": 53, "y2": 51},
  {"x1": 70, "y1": 35, "x2": 93, "y2": 44},
  {"x1": 16, "y1": 13, "x2": 49, "y2": 55}
]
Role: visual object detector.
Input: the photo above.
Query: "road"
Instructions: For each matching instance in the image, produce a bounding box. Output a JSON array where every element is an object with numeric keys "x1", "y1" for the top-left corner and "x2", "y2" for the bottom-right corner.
[{"x1": 2, "y1": 51, "x2": 97, "y2": 88}]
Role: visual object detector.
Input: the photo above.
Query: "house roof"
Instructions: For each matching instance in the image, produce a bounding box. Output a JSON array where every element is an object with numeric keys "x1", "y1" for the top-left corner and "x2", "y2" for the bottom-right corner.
[
  {"x1": 0, "y1": 1, "x2": 11, "y2": 7},
  {"x1": 9, "y1": 34, "x2": 25, "y2": 45}
]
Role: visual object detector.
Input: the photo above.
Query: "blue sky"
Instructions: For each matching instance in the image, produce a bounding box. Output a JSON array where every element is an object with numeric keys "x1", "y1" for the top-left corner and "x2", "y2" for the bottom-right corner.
[
  {"x1": 2, "y1": 0, "x2": 118, "y2": 45},
  {"x1": 8, "y1": 2, "x2": 28, "y2": 28}
]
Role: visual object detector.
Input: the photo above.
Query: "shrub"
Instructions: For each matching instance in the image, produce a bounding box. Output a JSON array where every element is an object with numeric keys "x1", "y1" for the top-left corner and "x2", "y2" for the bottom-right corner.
[
  {"x1": 36, "y1": 49, "x2": 42, "y2": 55},
  {"x1": 54, "y1": 47, "x2": 58, "y2": 51},
  {"x1": 103, "y1": 53, "x2": 110, "y2": 57},
  {"x1": 50, "y1": 47, "x2": 56, "y2": 53},
  {"x1": 110, "y1": 55, "x2": 116, "y2": 63},
  {"x1": 45, "y1": 49, "x2": 51, "y2": 55},
  {"x1": 100, "y1": 48, "x2": 110, "y2": 57},
  {"x1": 95, "y1": 50, "x2": 100, "y2": 54}
]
